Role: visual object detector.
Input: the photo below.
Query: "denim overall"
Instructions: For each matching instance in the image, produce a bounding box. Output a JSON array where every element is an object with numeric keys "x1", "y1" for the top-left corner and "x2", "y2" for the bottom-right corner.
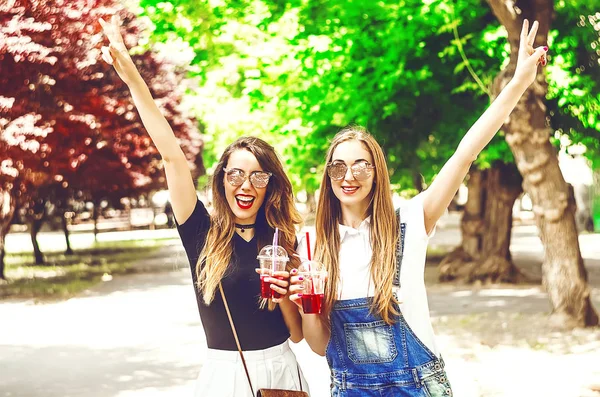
[{"x1": 326, "y1": 211, "x2": 453, "y2": 396}]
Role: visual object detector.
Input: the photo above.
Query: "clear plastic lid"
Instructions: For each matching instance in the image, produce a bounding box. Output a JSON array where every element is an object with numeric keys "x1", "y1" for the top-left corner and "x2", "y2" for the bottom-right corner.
[
  {"x1": 299, "y1": 260, "x2": 325, "y2": 273},
  {"x1": 257, "y1": 245, "x2": 289, "y2": 261}
]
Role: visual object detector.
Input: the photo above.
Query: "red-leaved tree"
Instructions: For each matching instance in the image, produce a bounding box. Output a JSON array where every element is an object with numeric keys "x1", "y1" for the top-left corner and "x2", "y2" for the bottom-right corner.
[{"x1": 0, "y1": 0, "x2": 202, "y2": 272}]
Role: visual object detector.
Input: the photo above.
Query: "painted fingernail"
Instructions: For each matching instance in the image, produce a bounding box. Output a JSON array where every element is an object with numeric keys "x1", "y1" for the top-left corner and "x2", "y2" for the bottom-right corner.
[
  {"x1": 543, "y1": 46, "x2": 548, "y2": 51},
  {"x1": 291, "y1": 269, "x2": 297, "y2": 274},
  {"x1": 298, "y1": 277, "x2": 304, "y2": 281},
  {"x1": 298, "y1": 294, "x2": 303, "y2": 298}
]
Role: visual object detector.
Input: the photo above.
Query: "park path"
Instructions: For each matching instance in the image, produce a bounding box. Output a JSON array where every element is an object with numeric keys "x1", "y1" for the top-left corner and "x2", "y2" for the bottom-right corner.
[{"x1": 2, "y1": 218, "x2": 600, "y2": 396}]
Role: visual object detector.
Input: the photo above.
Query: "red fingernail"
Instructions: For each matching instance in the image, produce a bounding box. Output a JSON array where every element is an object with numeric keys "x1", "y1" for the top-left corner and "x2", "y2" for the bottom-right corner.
[
  {"x1": 298, "y1": 277, "x2": 304, "y2": 281},
  {"x1": 543, "y1": 46, "x2": 548, "y2": 51},
  {"x1": 298, "y1": 294, "x2": 303, "y2": 298}
]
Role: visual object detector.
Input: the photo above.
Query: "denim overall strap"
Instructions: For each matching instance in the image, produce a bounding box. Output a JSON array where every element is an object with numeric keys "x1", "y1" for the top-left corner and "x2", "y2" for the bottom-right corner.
[{"x1": 392, "y1": 208, "x2": 406, "y2": 289}]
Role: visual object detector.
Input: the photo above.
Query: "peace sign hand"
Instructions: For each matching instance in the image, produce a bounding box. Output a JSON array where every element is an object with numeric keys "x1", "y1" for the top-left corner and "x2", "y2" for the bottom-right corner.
[
  {"x1": 513, "y1": 19, "x2": 549, "y2": 88},
  {"x1": 99, "y1": 15, "x2": 140, "y2": 86}
]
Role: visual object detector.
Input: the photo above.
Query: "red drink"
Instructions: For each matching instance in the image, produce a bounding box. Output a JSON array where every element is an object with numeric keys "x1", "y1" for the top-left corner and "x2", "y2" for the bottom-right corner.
[
  {"x1": 260, "y1": 274, "x2": 272, "y2": 299},
  {"x1": 301, "y1": 293, "x2": 324, "y2": 314},
  {"x1": 260, "y1": 275, "x2": 284, "y2": 299},
  {"x1": 257, "y1": 245, "x2": 289, "y2": 300}
]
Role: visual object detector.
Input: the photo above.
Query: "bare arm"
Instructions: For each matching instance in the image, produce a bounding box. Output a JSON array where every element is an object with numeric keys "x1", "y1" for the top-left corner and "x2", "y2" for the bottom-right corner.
[
  {"x1": 298, "y1": 312, "x2": 330, "y2": 356},
  {"x1": 279, "y1": 298, "x2": 304, "y2": 343},
  {"x1": 289, "y1": 275, "x2": 330, "y2": 355},
  {"x1": 422, "y1": 20, "x2": 548, "y2": 234},
  {"x1": 99, "y1": 16, "x2": 197, "y2": 224}
]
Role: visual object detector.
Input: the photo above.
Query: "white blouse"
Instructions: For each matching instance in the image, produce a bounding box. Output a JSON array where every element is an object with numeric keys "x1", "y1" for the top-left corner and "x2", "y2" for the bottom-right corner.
[{"x1": 298, "y1": 194, "x2": 440, "y2": 356}]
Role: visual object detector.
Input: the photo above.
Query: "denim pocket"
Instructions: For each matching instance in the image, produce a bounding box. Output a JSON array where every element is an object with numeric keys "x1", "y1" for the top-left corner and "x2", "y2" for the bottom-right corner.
[
  {"x1": 344, "y1": 320, "x2": 398, "y2": 364},
  {"x1": 423, "y1": 372, "x2": 453, "y2": 397}
]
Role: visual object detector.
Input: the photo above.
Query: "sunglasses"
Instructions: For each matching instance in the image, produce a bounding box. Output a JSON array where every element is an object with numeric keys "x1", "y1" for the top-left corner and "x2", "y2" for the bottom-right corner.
[
  {"x1": 223, "y1": 167, "x2": 273, "y2": 189},
  {"x1": 326, "y1": 160, "x2": 375, "y2": 181}
]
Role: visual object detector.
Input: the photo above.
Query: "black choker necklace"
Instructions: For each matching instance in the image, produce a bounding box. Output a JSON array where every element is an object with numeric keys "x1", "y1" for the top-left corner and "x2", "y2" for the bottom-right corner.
[{"x1": 235, "y1": 223, "x2": 256, "y2": 233}]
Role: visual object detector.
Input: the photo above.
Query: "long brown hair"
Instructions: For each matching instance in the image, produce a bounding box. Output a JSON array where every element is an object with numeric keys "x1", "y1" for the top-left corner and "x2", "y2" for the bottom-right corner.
[
  {"x1": 197, "y1": 137, "x2": 302, "y2": 310},
  {"x1": 315, "y1": 125, "x2": 400, "y2": 324}
]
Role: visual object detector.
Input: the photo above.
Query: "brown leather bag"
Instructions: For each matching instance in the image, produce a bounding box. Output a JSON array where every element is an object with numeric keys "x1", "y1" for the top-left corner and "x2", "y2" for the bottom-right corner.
[
  {"x1": 256, "y1": 390, "x2": 309, "y2": 397},
  {"x1": 219, "y1": 284, "x2": 309, "y2": 397}
]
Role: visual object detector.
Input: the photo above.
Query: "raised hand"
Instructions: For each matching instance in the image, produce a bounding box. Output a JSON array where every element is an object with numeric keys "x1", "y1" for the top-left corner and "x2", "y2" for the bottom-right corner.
[
  {"x1": 513, "y1": 19, "x2": 549, "y2": 88},
  {"x1": 99, "y1": 15, "x2": 139, "y2": 85}
]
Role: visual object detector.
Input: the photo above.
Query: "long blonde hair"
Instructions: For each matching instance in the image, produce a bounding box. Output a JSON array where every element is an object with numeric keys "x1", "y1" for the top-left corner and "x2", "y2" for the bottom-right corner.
[
  {"x1": 315, "y1": 125, "x2": 400, "y2": 324},
  {"x1": 197, "y1": 137, "x2": 302, "y2": 310}
]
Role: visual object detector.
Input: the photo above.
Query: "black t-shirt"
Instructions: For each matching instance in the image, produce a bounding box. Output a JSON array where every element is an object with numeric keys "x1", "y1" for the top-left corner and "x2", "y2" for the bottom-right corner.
[{"x1": 176, "y1": 199, "x2": 290, "y2": 351}]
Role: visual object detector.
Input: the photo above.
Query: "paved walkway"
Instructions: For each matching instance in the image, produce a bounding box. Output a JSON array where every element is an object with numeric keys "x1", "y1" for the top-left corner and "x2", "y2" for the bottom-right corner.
[{"x1": 2, "y1": 220, "x2": 600, "y2": 396}]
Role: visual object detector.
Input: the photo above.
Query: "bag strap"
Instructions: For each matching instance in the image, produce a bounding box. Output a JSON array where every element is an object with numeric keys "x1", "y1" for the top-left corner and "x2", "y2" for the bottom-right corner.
[
  {"x1": 219, "y1": 283, "x2": 255, "y2": 396},
  {"x1": 218, "y1": 283, "x2": 304, "y2": 395}
]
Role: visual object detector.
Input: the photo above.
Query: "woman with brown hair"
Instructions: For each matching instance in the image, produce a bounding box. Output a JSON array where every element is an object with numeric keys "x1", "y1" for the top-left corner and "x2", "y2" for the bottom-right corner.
[
  {"x1": 290, "y1": 20, "x2": 548, "y2": 396},
  {"x1": 99, "y1": 15, "x2": 308, "y2": 397}
]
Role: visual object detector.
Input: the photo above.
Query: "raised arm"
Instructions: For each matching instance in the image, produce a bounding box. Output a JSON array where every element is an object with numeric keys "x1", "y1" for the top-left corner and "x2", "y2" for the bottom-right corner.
[
  {"x1": 422, "y1": 19, "x2": 548, "y2": 234},
  {"x1": 99, "y1": 15, "x2": 197, "y2": 224}
]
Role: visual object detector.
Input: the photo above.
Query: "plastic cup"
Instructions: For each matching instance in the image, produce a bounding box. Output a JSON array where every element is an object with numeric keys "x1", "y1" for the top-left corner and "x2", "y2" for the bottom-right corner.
[
  {"x1": 257, "y1": 245, "x2": 289, "y2": 299},
  {"x1": 298, "y1": 260, "x2": 326, "y2": 314}
]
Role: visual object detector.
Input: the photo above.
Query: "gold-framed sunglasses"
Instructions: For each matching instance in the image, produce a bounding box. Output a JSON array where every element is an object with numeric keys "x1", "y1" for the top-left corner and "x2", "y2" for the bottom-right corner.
[
  {"x1": 326, "y1": 160, "x2": 375, "y2": 181},
  {"x1": 223, "y1": 167, "x2": 273, "y2": 189}
]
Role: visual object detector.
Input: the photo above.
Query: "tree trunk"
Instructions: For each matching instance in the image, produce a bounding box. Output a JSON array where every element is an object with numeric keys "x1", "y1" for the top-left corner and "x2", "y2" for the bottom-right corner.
[
  {"x1": 61, "y1": 211, "x2": 73, "y2": 255},
  {"x1": 306, "y1": 191, "x2": 317, "y2": 214},
  {"x1": 93, "y1": 200, "x2": 99, "y2": 243},
  {"x1": 487, "y1": 0, "x2": 598, "y2": 327},
  {"x1": 0, "y1": 190, "x2": 17, "y2": 279},
  {"x1": 29, "y1": 217, "x2": 44, "y2": 265},
  {"x1": 439, "y1": 168, "x2": 485, "y2": 281},
  {"x1": 26, "y1": 197, "x2": 47, "y2": 266},
  {"x1": 0, "y1": 242, "x2": 5, "y2": 280},
  {"x1": 413, "y1": 171, "x2": 424, "y2": 193},
  {"x1": 471, "y1": 162, "x2": 524, "y2": 282},
  {"x1": 439, "y1": 163, "x2": 524, "y2": 282}
]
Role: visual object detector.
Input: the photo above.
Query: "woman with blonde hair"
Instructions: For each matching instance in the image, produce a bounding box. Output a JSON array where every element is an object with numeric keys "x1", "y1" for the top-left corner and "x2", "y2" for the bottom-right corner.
[
  {"x1": 99, "y1": 15, "x2": 308, "y2": 397},
  {"x1": 290, "y1": 20, "x2": 548, "y2": 396}
]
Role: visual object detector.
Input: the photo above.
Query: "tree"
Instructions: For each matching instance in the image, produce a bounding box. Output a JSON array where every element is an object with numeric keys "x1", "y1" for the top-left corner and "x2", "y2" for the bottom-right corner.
[
  {"x1": 136, "y1": 1, "x2": 599, "y2": 321},
  {"x1": 0, "y1": 0, "x2": 202, "y2": 267},
  {"x1": 486, "y1": 0, "x2": 598, "y2": 327}
]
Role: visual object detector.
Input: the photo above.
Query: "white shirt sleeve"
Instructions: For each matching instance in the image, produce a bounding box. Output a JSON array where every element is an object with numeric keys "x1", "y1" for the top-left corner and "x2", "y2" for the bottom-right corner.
[{"x1": 402, "y1": 193, "x2": 436, "y2": 240}]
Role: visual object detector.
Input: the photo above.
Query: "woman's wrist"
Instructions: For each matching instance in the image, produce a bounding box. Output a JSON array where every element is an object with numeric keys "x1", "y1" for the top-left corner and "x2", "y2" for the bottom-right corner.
[{"x1": 507, "y1": 75, "x2": 532, "y2": 94}]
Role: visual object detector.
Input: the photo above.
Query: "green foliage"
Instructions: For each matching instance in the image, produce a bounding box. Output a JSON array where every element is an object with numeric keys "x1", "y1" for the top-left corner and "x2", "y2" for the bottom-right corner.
[
  {"x1": 547, "y1": 1, "x2": 600, "y2": 165},
  {"x1": 136, "y1": 0, "x2": 600, "y2": 192}
]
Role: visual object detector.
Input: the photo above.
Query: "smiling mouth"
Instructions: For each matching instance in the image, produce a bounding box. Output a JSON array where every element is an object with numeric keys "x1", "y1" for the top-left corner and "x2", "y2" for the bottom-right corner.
[
  {"x1": 341, "y1": 186, "x2": 359, "y2": 195},
  {"x1": 235, "y1": 195, "x2": 255, "y2": 209}
]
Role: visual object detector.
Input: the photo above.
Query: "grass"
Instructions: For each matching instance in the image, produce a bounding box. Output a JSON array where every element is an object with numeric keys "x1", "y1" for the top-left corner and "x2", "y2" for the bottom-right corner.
[
  {"x1": 1, "y1": 239, "x2": 171, "y2": 300},
  {"x1": 1, "y1": 237, "x2": 450, "y2": 300}
]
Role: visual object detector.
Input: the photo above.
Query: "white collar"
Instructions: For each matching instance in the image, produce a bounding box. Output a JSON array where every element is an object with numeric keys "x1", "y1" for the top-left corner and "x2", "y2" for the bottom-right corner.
[{"x1": 339, "y1": 216, "x2": 371, "y2": 240}]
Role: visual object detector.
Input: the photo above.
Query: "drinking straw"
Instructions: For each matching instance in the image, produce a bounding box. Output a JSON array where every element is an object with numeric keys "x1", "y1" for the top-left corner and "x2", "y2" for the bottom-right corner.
[
  {"x1": 305, "y1": 231, "x2": 315, "y2": 294},
  {"x1": 305, "y1": 231, "x2": 312, "y2": 261},
  {"x1": 272, "y1": 227, "x2": 279, "y2": 273}
]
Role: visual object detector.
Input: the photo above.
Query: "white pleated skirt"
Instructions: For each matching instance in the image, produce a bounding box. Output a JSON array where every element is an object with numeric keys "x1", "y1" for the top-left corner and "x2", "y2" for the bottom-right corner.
[{"x1": 195, "y1": 340, "x2": 310, "y2": 397}]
